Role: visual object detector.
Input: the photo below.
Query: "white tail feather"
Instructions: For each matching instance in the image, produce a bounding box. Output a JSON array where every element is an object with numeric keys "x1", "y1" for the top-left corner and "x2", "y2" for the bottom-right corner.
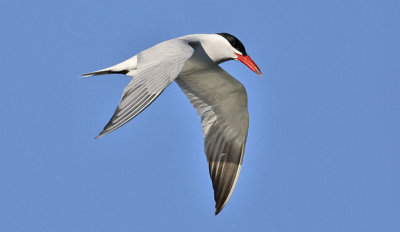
[{"x1": 81, "y1": 55, "x2": 138, "y2": 77}]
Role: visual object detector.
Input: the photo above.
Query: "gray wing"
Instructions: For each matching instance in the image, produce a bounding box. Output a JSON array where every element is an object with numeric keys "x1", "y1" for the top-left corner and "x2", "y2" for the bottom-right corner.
[
  {"x1": 176, "y1": 62, "x2": 249, "y2": 215},
  {"x1": 96, "y1": 39, "x2": 194, "y2": 138}
]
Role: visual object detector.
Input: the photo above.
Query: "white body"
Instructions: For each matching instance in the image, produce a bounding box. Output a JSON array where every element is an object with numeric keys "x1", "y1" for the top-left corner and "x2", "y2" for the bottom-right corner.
[{"x1": 88, "y1": 34, "x2": 244, "y2": 78}]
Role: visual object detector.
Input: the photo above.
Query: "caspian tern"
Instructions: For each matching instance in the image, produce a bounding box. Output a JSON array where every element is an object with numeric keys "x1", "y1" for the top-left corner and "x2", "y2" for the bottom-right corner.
[{"x1": 82, "y1": 33, "x2": 262, "y2": 215}]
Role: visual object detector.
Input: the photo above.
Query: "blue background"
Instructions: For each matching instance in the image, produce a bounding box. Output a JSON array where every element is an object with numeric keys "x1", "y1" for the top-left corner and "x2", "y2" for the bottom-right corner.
[{"x1": 1, "y1": 0, "x2": 399, "y2": 231}]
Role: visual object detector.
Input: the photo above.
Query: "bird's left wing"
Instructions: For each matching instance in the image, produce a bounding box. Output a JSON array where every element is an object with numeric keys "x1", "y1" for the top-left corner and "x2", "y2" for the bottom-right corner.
[
  {"x1": 176, "y1": 59, "x2": 249, "y2": 215},
  {"x1": 95, "y1": 39, "x2": 194, "y2": 138}
]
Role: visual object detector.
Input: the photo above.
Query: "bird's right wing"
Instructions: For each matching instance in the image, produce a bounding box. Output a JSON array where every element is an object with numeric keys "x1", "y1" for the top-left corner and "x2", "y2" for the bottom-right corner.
[
  {"x1": 95, "y1": 39, "x2": 194, "y2": 138},
  {"x1": 176, "y1": 60, "x2": 249, "y2": 215}
]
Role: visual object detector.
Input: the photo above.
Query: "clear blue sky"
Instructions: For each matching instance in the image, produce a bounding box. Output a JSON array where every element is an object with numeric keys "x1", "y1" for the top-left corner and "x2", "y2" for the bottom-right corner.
[{"x1": 1, "y1": 0, "x2": 399, "y2": 231}]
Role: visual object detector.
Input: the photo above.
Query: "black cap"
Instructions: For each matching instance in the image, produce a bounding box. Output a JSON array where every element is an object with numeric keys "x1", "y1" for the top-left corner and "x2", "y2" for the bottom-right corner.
[{"x1": 217, "y1": 33, "x2": 247, "y2": 56}]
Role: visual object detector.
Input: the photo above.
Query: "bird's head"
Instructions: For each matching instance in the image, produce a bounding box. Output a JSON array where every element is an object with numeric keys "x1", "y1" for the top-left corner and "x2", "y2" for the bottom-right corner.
[{"x1": 213, "y1": 33, "x2": 262, "y2": 76}]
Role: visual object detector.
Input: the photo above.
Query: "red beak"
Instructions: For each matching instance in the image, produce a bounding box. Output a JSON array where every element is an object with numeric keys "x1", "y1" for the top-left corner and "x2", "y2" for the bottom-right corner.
[{"x1": 235, "y1": 53, "x2": 262, "y2": 76}]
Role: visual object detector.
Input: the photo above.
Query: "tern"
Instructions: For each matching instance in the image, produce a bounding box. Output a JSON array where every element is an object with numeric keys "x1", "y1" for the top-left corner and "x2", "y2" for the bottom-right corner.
[{"x1": 82, "y1": 33, "x2": 262, "y2": 215}]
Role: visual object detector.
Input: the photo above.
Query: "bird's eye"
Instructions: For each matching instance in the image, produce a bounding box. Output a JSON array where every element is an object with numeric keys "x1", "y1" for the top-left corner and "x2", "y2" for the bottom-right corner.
[{"x1": 232, "y1": 43, "x2": 238, "y2": 50}]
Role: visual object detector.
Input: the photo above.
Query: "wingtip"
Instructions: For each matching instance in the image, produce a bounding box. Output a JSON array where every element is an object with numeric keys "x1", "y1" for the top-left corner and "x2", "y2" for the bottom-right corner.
[
  {"x1": 94, "y1": 133, "x2": 104, "y2": 140},
  {"x1": 81, "y1": 73, "x2": 94, "y2": 77},
  {"x1": 94, "y1": 129, "x2": 110, "y2": 139},
  {"x1": 81, "y1": 70, "x2": 129, "y2": 77},
  {"x1": 215, "y1": 207, "x2": 223, "y2": 215},
  {"x1": 94, "y1": 134, "x2": 103, "y2": 140},
  {"x1": 214, "y1": 200, "x2": 227, "y2": 215}
]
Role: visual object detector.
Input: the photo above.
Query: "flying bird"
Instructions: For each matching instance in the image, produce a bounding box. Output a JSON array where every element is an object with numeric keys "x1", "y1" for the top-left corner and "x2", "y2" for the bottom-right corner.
[{"x1": 82, "y1": 33, "x2": 262, "y2": 215}]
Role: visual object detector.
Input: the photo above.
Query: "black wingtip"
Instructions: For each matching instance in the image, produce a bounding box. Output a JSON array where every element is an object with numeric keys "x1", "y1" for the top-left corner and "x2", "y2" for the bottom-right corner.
[
  {"x1": 215, "y1": 207, "x2": 223, "y2": 215},
  {"x1": 81, "y1": 73, "x2": 94, "y2": 77},
  {"x1": 82, "y1": 70, "x2": 129, "y2": 77},
  {"x1": 215, "y1": 199, "x2": 228, "y2": 215},
  {"x1": 94, "y1": 131, "x2": 107, "y2": 140}
]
